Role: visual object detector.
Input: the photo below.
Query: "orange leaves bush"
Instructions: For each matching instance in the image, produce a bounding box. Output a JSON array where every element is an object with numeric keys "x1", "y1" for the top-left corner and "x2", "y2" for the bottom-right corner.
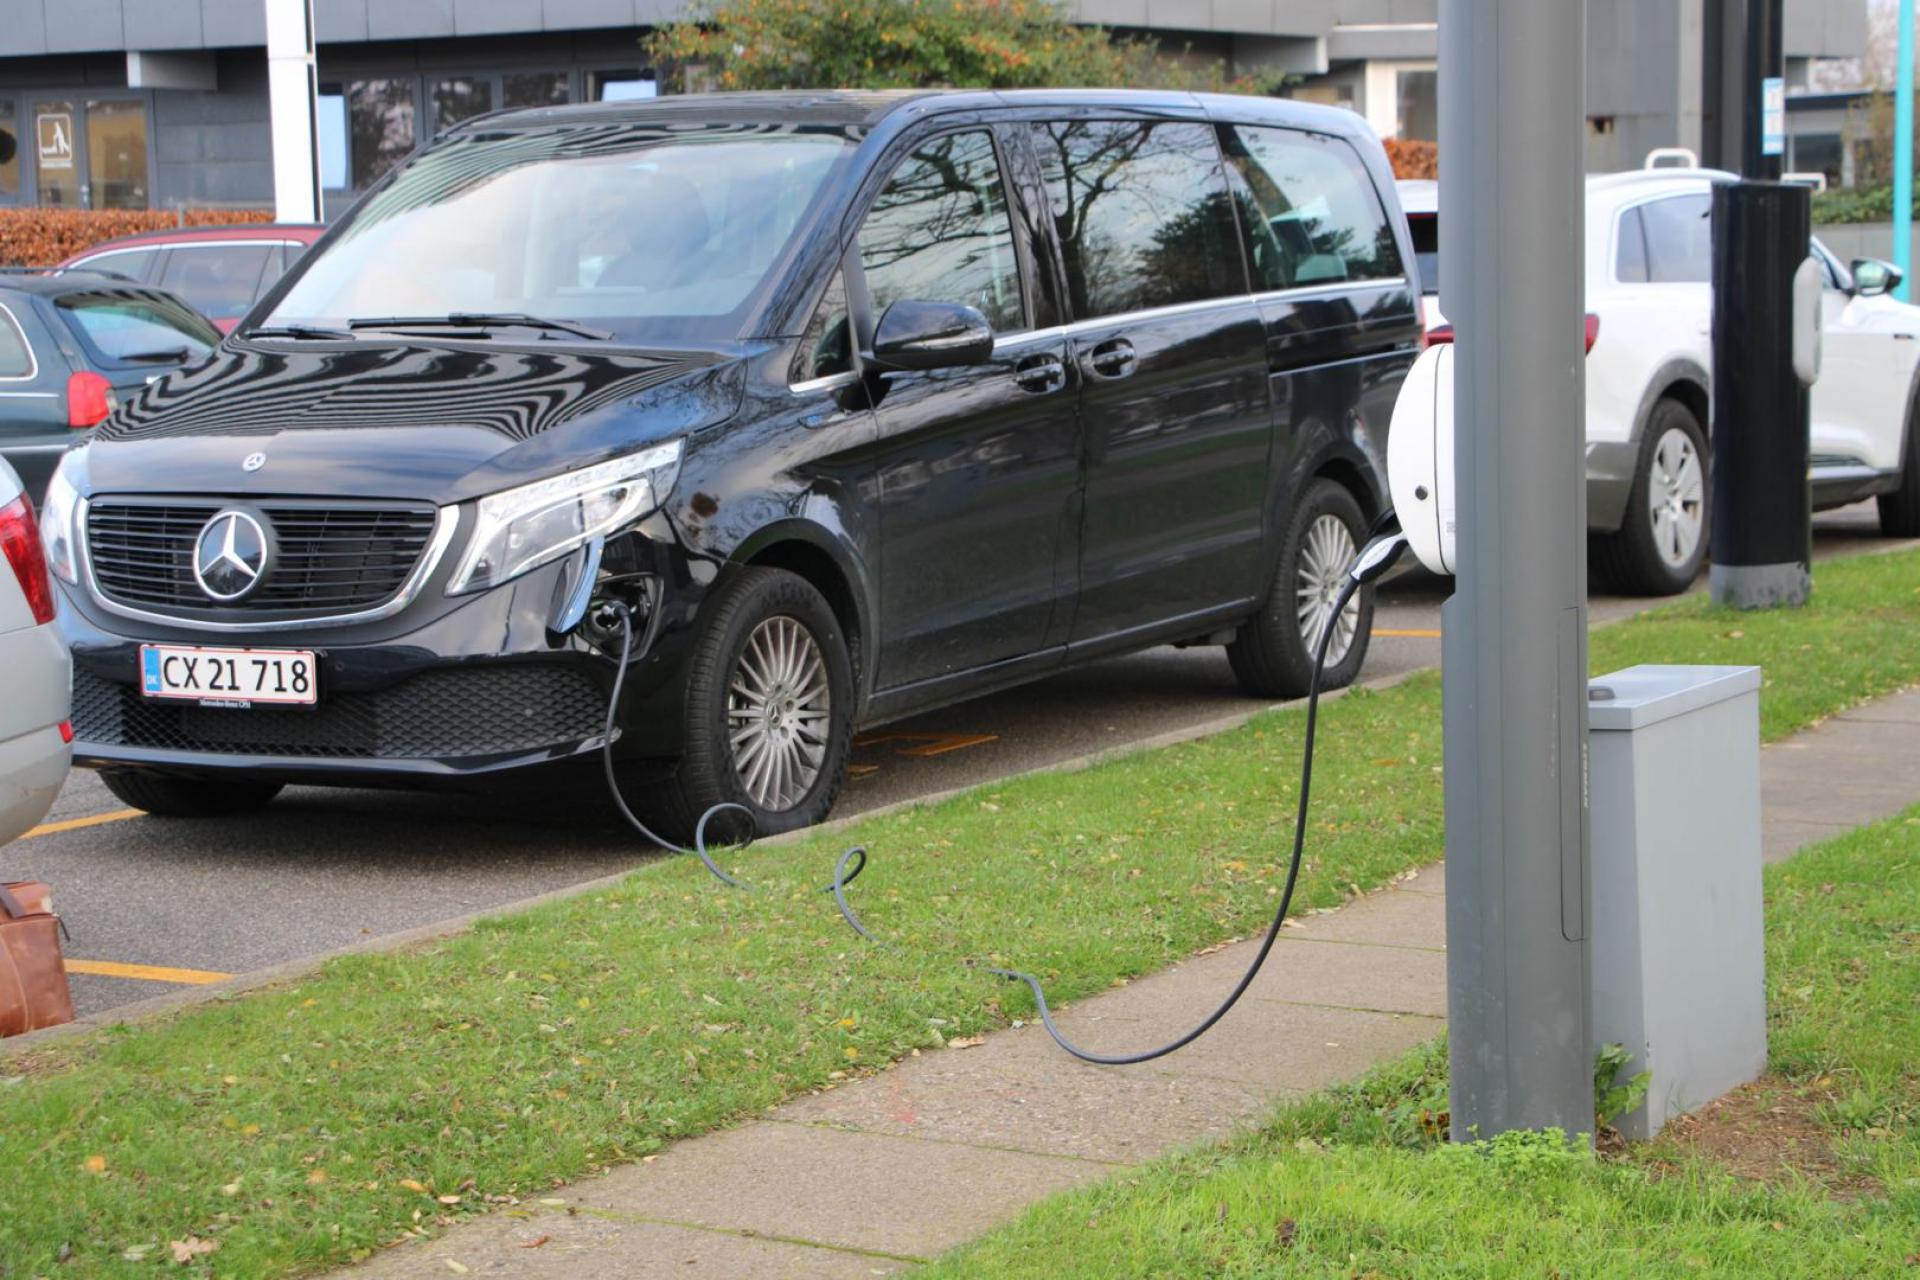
[
  {"x1": 1384, "y1": 138, "x2": 1438, "y2": 181},
  {"x1": 0, "y1": 208, "x2": 273, "y2": 267}
]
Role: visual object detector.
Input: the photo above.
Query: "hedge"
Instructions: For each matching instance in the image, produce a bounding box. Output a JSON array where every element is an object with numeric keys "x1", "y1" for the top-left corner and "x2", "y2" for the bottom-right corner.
[
  {"x1": 0, "y1": 208, "x2": 274, "y2": 268},
  {"x1": 1384, "y1": 138, "x2": 1437, "y2": 181}
]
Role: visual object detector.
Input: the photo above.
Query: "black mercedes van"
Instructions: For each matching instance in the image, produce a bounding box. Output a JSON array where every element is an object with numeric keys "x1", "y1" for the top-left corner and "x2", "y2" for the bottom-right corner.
[{"x1": 43, "y1": 89, "x2": 1421, "y2": 838}]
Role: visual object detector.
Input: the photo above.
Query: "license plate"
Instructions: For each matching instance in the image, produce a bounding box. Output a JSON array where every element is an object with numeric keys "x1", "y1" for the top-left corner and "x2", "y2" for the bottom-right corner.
[{"x1": 139, "y1": 644, "x2": 317, "y2": 706}]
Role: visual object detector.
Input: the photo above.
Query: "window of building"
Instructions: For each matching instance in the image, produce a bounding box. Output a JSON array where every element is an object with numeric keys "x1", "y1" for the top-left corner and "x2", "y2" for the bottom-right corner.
[
  {"x1": 1222, "y1": 124, "x2": 1401, "y2": 292},
  {"x1": 1032, "y1": 120, "x2": 1241, "y2": 320},
  {"x1": 792, "y1": 270, "x2": 853, "y2": 383},
  {"x1": 346, "y1": 79, "x2": 416, "y2": 190},
  {"x1": 318, "y1": 88, "x2": 349, "y2": 189},
  {"x1": 34, "y1": 100, "x2": 81, "y2": 207},
  {"x1": 860, "y1": 129, "x2": 1025, "y2": 333},
  {"x1": 1396, "y1": 69, "x2": 1438, "y2": 142},
  {"x1": 1638, "y1": 194, "x2": 1712, "y2": 283},
  {"x1": 0, "y1": 100, "x2": 18, "y2": 199},
  {"x1": 504, "y1": 72, "x2": 570, "y2": 111},
  {"x1": 85, "y1": 99, "x2": 148, "y2": 210},
  {"x1": 431, "y1": 77, "x2": 494, "y2": 132},
  {"x1": 1791, "y1": 131, "x2": 1843, "y2": 189}
]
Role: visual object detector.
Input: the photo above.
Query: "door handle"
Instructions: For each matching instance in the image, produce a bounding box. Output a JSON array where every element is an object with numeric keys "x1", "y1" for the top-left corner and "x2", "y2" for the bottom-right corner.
[
  {"x1": 1012, "y1": 352, "x2": 1067, "y2": 394},
  {"x1": 1087, "y1": 338, "x2": 1137, "y2": 379}
]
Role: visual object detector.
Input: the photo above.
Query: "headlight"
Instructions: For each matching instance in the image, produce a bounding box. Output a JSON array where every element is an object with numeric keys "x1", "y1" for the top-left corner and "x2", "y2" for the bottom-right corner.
[
  {"x1": 447, "y1": 440, "x2": 682, "y2": 595},
  {"x1": 40, "y1": 447, "x2": 85, "y2": 585}
]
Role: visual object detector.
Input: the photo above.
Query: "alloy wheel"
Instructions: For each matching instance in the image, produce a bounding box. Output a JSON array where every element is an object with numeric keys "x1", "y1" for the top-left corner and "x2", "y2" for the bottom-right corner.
[
  {"x1": 1296, "y1": 513, "x2": 1360, "y2": 668},
  {"x1": 727, "y1": 615, "x2": 832, "y2": 811},
  {"x1": 1647, "y1": 425, "x2": 1705, "y2": 569}
]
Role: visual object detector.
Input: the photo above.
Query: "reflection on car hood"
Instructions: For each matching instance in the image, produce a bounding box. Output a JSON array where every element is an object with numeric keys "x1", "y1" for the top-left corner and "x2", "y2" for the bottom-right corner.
[
  {"x1": 84, "y1": 339, "x2": 742, "y2": 504},
  {"x1": 98, "y1": 340, "x2": 721, "y2": 443}
]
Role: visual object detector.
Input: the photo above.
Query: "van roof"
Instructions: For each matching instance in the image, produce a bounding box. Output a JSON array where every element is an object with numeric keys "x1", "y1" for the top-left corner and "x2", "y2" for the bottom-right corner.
[{"x1": 455, "y1": 87, "x2": 1369, "y2": 140}]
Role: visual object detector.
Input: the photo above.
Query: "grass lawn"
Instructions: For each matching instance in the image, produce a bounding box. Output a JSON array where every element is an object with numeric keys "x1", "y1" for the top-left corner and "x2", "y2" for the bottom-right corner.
[
  {"x1": 924, "y1": 806, "x2": 1920, "y2": 1279},
  {"x1": 3, "y1": 547, "x2": 1919, "y2": 1276}
]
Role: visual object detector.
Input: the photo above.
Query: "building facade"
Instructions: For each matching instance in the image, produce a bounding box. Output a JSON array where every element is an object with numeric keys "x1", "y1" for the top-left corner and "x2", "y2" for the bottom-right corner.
[{"x1": 0, "y1": 0, "x2": 1869, "y2": 218}]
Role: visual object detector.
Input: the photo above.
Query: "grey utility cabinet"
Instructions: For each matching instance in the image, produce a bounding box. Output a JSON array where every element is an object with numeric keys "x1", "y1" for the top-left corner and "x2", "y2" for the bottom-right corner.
[{"x1": 1588, "y1": 664, "x2": 1766, "y2": 1139}]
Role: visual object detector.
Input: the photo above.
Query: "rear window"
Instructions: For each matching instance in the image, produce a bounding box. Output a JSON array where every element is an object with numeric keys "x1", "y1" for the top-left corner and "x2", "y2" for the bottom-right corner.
[
  {"x1": 1031, "y1": 120, "x2": 1244, "y2": 320},
  {"x1": 0, "y1": 304, "x2": 31, "y2": 378},
  {"x1": 57, "y1": 291, "x2": 219, "y2": 365},
  {"x1": 1407, "y1": 212, "x2": 1439, "y2": 295},
  {"x1": 159, "y1": 244, "x2": 277, "y2": 321},
  {"x1": 1222, "y1": 124, "x2": 1402, "y2": 292}
]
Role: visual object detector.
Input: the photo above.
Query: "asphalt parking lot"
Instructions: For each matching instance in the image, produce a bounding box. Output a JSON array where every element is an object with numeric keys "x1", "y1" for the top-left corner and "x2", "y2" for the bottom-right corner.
[{"x1": 17, "y1": 504, "x2": 1899, "y2": 1018}]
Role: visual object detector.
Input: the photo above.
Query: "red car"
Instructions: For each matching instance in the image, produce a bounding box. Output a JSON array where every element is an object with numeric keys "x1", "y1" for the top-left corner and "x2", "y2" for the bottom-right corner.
[{"x1": 59, "y1": 223, "x2": 325, "y2": 334}]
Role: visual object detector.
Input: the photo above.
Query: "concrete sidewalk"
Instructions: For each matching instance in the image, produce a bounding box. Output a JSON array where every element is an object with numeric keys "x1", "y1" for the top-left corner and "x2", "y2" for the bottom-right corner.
[{"x1": 341, "y1": 686, "x2": 1920, "y2": 1278}]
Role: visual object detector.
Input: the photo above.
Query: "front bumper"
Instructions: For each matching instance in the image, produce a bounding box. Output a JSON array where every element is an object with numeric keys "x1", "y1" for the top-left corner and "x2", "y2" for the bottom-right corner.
[{"x1": 57, "y1": 544, "x2": 688, "y2": 788}]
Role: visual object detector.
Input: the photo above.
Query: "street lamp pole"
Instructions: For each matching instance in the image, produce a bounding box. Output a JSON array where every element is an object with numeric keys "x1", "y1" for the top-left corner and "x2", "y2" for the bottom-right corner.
[
  {"x1": 1439, "y1": 0, "x2": 1595, "y2": 1141},
  {"x1": 1897, "y1": 0, "x2": 1915, "y2": 303}
]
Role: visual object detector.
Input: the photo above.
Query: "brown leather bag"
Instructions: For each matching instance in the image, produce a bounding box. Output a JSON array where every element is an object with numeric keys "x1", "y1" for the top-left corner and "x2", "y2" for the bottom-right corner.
[{"x1": 1, "y1": 881, "x2": 75, "y2": 1037}]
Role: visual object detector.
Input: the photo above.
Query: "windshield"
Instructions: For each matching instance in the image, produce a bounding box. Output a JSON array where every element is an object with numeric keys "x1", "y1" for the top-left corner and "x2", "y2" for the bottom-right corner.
[{"x1": 259, "y1": 127, "x2": 852, "y2": 343}]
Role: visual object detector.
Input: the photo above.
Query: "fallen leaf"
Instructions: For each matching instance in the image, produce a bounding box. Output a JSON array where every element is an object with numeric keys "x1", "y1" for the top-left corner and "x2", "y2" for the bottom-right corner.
[
  {"x1": 1277, "y1": 1217, "x2": 1298, "y2": 1248},
  {"x1": 220, "y1": 1181, "x2": 242, "y2": 1197},
  {"x1": 170, "y1": 1237, "x2": 219, "y2": 1264},
  {"x1": 399, "y1": 1179, "x2": 429, "y2": 1193},
  {"x1": 437, "y1": 1194, "x2": 463, "y2": 1205},
  {"x1": 308, "y1": 1170, "x2": 329, "y2": 1185},
  {"x1": 950, "y1": 1035, "x2": 987, "y2": 1050},
  {"x1": 518, "y1": 1236, "x2": 552, "y2": 1249},
  {"x1": 83, "y1": 1155, "x2": 107, "y2": 1175},
  {"x1": 444, "y1": 1261, "x2": 470, "y2": 1275}
]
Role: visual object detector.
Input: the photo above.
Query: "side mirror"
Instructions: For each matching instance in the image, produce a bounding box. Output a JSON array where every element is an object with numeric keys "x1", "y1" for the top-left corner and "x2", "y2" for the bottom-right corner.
[
  {"x1": 1850, "y1": 257, "x2": 1903, "y2": 298},
  {"x1": 869, "y1": 300, "x2": 994, "y2": 372}
]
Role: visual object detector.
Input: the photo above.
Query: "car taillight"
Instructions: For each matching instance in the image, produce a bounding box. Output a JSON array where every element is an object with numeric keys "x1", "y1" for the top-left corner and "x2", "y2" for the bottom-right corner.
[
  {"x1": 1584, "y1": 313, "x2": 1601, "y2": 354},
  {"x1": 58, "y1": 720, "x2": 74, "y2": 744},
  {"x1": 66, "y1": 370, "x2": 116, "y2": 429},
  {"x1": 1427, "y1": 323, "x2": 1454, "y2": 345},
  {"x1": 0, "y1": 495, "x2": 56, "y2": 625}
]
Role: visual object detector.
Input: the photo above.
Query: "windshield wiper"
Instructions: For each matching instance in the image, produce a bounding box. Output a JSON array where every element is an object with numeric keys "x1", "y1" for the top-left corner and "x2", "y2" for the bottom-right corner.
[
  {"x1": 347, "y1": 312, "x2": 614, "y2": 341},
  {"x1": 120, "y1": 347, "x2": 193, "y2": 363},
  {"x1": 246, "y1": 324, "x2": 356, "y2": 340}
]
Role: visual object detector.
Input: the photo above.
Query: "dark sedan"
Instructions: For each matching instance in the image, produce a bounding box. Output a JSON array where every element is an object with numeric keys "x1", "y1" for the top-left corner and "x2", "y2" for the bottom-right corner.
[{"x1": 0, "y1": 271, "x2": 219, "y2": 504}]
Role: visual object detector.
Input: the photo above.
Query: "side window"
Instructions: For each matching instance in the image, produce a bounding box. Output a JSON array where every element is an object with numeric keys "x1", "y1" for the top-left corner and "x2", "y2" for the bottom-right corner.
[
  {"x1": 0, "y1": 306, "x2": 31, "y2": 378},
  {"x1": 160, "y1": 245, "x2": 275, "y2": 322},
  {"x1": 858, "y1": 130, "x2": 1025, "y2": 334},
  {"x1": 1614, "y1": 207, "x2": 1650, "y2": 283},
  {"x1": 1220, "y1": 124, "x2": 1401, "y2": 292},
  {"x1": 792, "y1": 270, "x2": 854, "y2": 383},
  {"x1": 1031, "y1": 120, "x2": 1242, "y2": 319},
  {"x1": 76, "y1": 247, "x2": 158, "y2": 284},
  {"x1": 1639, "y1": 194, "x2": 1711, "y2": 284}
]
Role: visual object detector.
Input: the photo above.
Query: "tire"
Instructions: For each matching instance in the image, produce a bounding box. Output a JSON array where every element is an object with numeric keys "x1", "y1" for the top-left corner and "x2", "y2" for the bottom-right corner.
[
  {"x1": 635, "y1": 567, "x2": 854, "y2": 846},
  {"x1": 1593, "y1": 398, "x2": 1709, "y2": 597},
  {"x1": 1877, "y1": 406, "x2": 1920, "y2": 537},
  {"x1": 1227, "y1": 478, "x2": 1374, "y2": 700},
  {"x1": 98, "y1": 770, "x2": 283, "y2": 818}
]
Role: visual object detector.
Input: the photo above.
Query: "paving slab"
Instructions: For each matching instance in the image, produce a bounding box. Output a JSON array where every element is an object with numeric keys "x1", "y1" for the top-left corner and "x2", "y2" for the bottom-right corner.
[
  {"x1": 1167, "y1": 934, "x2": 1449, "y2": 1017},
  {"x1": 568, "y1": 1121, "x2": 1105, "y2": 1260},
  {"x1": 1281, "y1": 883, "x2": 1448, "y2": 951},
  {"x1": 1833, "y1": 689, "x2": 1920, "y2": 724},
  {"x1": 775, "y1": 1036, "x2": 1275, "y2": 1162},
  {"x1": 350, "y1": 1210, "x2": 909, "y2": 1279},
  {"x1": 1762, "y1": 817, "x2": 1853, "y2": 865}
]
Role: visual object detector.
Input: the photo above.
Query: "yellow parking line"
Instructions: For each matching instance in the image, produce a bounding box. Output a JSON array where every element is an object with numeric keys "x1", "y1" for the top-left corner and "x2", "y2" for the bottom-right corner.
[
  {"x1": 21, "y1": 808, "x2": 145, "y2": 840},
  {"x1": 64, "y1": 958, "x2": 233, "y2": 985},
  {"x1": 1373, "y1": 628, "x2": 1443, "y2": 639}
]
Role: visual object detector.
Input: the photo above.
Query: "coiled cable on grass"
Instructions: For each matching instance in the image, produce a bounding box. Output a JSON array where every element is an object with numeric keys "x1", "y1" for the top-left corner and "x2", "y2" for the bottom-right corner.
[{"x1": 599, "y1": 570, "x2": 1359, "y2": 1066}]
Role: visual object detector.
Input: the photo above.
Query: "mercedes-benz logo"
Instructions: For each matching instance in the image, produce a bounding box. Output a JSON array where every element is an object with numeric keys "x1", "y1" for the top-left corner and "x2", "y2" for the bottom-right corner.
[
  {"x1": 242, "y1": 452, "x2": 267, "y2": 473},
  {"x1": 193, "y1": 510, "x2": 271, "y2": 602}
]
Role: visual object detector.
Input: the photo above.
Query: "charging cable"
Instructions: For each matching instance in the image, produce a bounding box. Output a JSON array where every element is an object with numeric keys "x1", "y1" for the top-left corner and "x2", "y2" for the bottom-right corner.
[{"x1": 600, "y1": 523, "x2": 1408, "y2": 1065}]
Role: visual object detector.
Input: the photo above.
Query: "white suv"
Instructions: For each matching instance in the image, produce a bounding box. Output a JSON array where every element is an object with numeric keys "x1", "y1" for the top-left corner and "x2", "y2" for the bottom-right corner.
[
  {"x1": 1401, "y1": 168, "x2": 1920, "y2": 594},
  {"x1": 0, "y1": 457, "x2": 70, "y2": 845}
]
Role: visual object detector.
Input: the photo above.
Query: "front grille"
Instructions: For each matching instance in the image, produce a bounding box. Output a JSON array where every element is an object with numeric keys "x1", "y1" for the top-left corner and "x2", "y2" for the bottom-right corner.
[
  {"x1": 72, "y1": 666, "x2": 607, "y2": 760},
  {"x1": 87, "y1": 499, "x2": 439, "y2": 617}
]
